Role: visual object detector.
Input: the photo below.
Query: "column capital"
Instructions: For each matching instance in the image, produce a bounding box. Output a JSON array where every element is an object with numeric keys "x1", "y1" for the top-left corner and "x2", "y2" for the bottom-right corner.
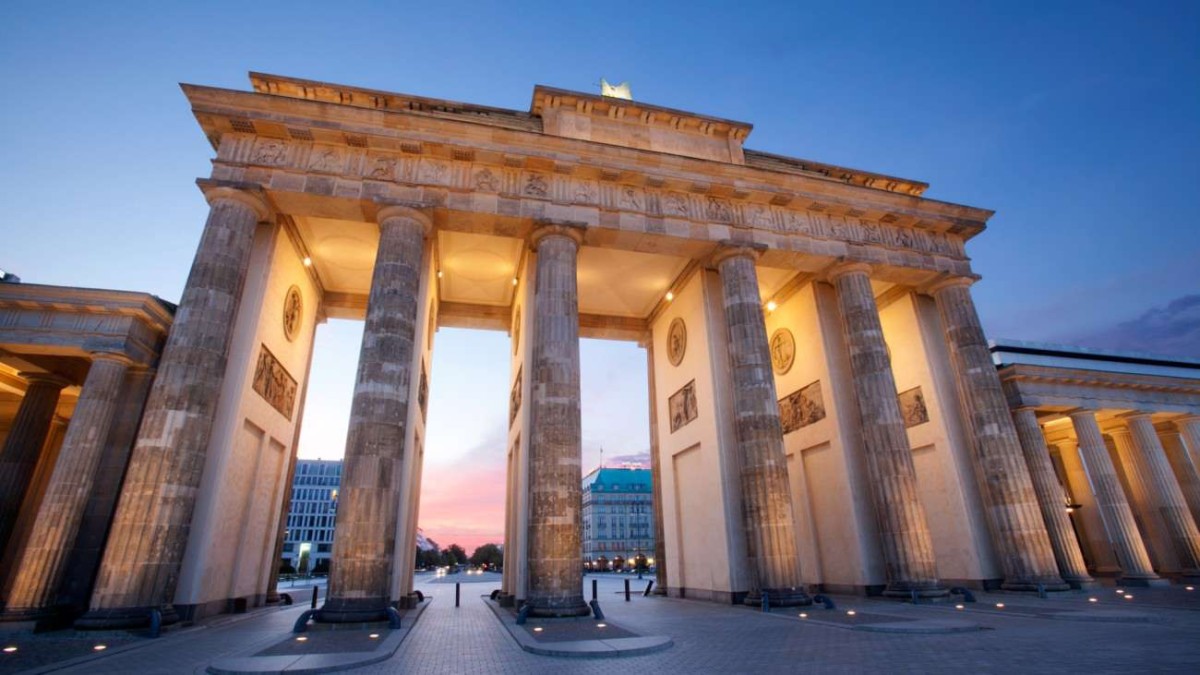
[
  {"x1": 1172, "y1": 414, "x2": 1200, "y2": 426},
  {"x1": 927, "y1": 274, "x2": 980, "y2": 296},
  {"x1": 710, "y1": 240, "x2": 766, "y2": 267},
  {"x1": 1117, "y1": 411, "x2": 1155, "y2": 424},
  {"x1": 88, "y1": 351, "x2": 136, "y2": 369},
  {"x1": 529, "y1": 219, "x2": 586, "y2": 250},
  {"x1": 376, "y1": 204, "x2": 433, "y2": 236},
  {"x1": 198, "y1": 182, "x2": 271, "y2": 222},
  {"x1": 18, "y1": 371, "x2": 72, "y2": 389},
  {"x1": 825, "y1": 259, "x2": 873, "y2": 283}
]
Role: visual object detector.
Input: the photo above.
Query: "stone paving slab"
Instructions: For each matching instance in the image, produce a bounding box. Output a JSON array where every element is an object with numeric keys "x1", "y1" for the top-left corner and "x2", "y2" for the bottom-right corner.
[{"x1": 483, "y1": 597, "x2": 672, "y2": 658}]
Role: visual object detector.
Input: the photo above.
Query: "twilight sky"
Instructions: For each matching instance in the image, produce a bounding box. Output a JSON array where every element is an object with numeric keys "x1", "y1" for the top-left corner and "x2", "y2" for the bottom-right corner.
[{"x1": 3, "y1": 1, "x2": 1197, "y2": 552}]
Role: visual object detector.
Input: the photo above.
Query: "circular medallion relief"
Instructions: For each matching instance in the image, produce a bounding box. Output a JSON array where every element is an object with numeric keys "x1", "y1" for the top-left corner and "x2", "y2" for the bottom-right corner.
[
  {"x1": 770, "y1": 328, "x2": 796, "y2": 375},
  {"x1": 667, "y1": 318, "x2": 687, "y2": 367},
  {"x1": 283, "y1": 285, "x2": 303, "y2": 342}
]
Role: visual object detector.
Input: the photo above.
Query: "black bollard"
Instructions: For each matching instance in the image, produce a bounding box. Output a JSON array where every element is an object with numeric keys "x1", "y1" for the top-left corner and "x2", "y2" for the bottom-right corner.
[
  {"x1": 624, "y1": 578, "x2": 631, "y2": 602},
  {"x1": 456, "y1": 582, "x2": 461, "y2": 608},
  {"x1": 592, "y1": 579, "x2": 598, "y2": 601},
  {"x1": 311, "y1": 585, "x2": 319, "y2": 609},
  {"x1": 643, "y1": 581, "x2": 655, "y2": 597}
]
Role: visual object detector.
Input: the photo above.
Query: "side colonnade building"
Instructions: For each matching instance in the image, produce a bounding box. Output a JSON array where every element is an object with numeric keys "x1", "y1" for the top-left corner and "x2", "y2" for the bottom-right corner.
[{"x1": 1, "y1": 73, "x2": 1198, "y2": 628}]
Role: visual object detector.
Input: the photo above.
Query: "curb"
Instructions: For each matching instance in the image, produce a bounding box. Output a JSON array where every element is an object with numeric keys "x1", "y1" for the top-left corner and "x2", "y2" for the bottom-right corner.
[{"x1": 483, "y1": 598, "x2": 672, "y2": 658}]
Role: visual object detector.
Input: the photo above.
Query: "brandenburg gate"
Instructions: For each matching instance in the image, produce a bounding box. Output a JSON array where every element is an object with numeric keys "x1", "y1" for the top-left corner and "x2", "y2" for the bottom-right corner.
[{"x1": 2, "y1": 73, "x2": 1198, "y2": 629}]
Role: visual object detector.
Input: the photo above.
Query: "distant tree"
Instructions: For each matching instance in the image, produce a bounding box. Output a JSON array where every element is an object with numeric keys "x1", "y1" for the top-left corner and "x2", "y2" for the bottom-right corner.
[
  {"x1": 469, "y1": 543, "x2": 503, "y2": 569},
  {"x1": 279, "y1": 562, "x2": 296, "y2": 575},
  {"x1": 311, "y1": 559, "x2": 330, "y2": 576},
  {"x1": 439, "y1": 549, "x2": 457, "y2": 567},
  {"x1": 418, "y1": 548, "x2": 441, "y2": 568},
  {"x1": 447, "y1": 543, "x2": 468, "y2": 565}
]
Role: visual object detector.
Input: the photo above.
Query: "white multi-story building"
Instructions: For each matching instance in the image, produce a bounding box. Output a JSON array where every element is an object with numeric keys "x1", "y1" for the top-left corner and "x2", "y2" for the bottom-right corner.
[
  {"x1": 582, "y1": 467, "x2": 655, "y2": 571},
  {"x1": 281, "y1": 459, "x2": 341, "y2": 574}
]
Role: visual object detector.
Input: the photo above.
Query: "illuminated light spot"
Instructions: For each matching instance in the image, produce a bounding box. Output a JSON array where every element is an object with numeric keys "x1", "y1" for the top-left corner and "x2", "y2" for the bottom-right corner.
[
  {"x1": 1116, "y1": 589, "x2": 1125, "y2": 594},
  {"x1": 93, "y1": 645, "x2": 107, "y2": 651},
  {"x1": 955, "y1": 604, "x2": 964, "y2": 610},
  {"x1": 3, "y1": 646, "x2": 17, "y2": 653},
  {"x1": 369, "y1": 633, "x2": 380, "y2": 639},
  {"x1": 1187, "y1": 586, "x2": 1195, "y2": 591},
  {"x1": 532, "y1": 627, "x2": 543, "y2": 632},
  {"x1": 597, "y1": 623, "x2": 607, "y2": 628},
  {"x1": 437, "y1": 271, "x2": 443, "y2": 279},
  {"x1": 846, "y1": 610, "x2": 856, "y2": 616},
  {"x1": 302, "y1": 257, "x2": 312, "y2": 267},
  {"x1": 1088, "y1": 598, "x2": 1098, "y2": 603},
  {"x1": 766, "y1": 301, "x2": 778, "y2": 312},
  {"x1": 296, "y1": 636, "x2": 308, "y2": 642},
  {"x1": 665, "y1": 292, "x2": 675, "y2": 302},
  {"x1": 512, "y1": 278, "x2": 518, "y2": 286},
  {"x1": 799, "y1": 613, "x2": 808, "y2": 619},
  {"x1": 1124, "y1": 595, "x2": 1134, "y2": 600},
  {"x1": 995, "y1": 603, "x2": 1005, "y2": 609}
]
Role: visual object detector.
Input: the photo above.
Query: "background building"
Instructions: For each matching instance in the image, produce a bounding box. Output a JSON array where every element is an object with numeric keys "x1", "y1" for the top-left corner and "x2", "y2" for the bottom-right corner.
[
  {"x1": 582, "y1": 467, "x2": 654, "y2": 571},
  {"x1": 281, "y1": 459, "x2": 341, "y2": 575}
]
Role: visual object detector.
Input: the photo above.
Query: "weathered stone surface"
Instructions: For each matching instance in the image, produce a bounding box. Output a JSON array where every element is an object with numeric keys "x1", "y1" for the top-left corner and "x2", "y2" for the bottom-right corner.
[
  {"x1": 646, "y1": 343, "x2": 668, "y2": 595},
  {"x1": 831, "y1": 263, "x2": 943, "y2": 597},
  {"x1": 930, "y1": 279, "x2": 1066, "y2": 591},
  {"x1": 1, "y1": 353, "x2": 131, "y2": 619},
  {"x1": 1163, "y1": 421, "x2": 1200, "y2": 530},
  {"x1": 0, "y1": 373, "x2": 69, "y2": 554},
  {"x1": 77, "y1": 188, "x2": 268, "y2": 629},
  {"x1": 1122, "y1": 414, "x2": 1200, "y2": 576},
  {"x1": 1067, "y1": 411, "x2": 1160, "y2": 584},
  {"x1": 319, "y1": 206, "x2": 429, "y2": 623},
  {"x1": 1011, "y1": 408, "x2": 1094, "y2": 587},
  {"x1": 715, "y1": 246, "x2": 808, "y2": 606},
  {"x1": 526, "y1": 223, "x2": 589, "y2": 617}
]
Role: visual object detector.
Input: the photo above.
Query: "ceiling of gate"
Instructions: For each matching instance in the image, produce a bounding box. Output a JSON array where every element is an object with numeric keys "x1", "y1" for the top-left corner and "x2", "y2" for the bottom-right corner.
[{"x1": 294, "y1": 216, "x2": 802, "y2": 320}]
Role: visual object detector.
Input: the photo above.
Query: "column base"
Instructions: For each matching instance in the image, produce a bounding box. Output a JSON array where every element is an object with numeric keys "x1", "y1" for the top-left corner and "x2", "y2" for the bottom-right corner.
[
  {"x1": 315, "y1": 597, "x2": 391, "y2": 623},
  {"x1": 0, "y1": 607, "x2": 53, "y2": 626},
  {"x1": 75, "y1": 605, "x2": 179, "y2": 630},
  {"x1": 265, "y1": 590, "x2": 281, "y2": 605},
  {"x1": 881, "y1": 581, "x2": 950, "y2": 599},
  {"x1": 1115, "y1": 575, "x2": 1171, "y2": 588},
  {"x1": 1063, "y1": 576, "x2": 1101, "y2": 590},
  {"x1": 527, "y1": 596, "x2": 591, "y2": 618},
  {"x1": 1000, "y1": 577, "x2": 1071, "y2": 593},
  {"x1": 744, "y1": 587, "x2": 812, "y2": 607}
]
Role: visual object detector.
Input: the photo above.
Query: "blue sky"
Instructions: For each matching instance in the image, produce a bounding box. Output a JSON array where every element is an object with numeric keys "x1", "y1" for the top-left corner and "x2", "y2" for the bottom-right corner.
[{"x1": 3, "y1": 1, "x2": 1197, "y2": 546}]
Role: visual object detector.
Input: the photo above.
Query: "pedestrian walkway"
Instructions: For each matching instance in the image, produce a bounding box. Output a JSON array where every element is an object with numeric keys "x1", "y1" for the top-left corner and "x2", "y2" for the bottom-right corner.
[{"x1": 5, "y1": 575, "x2": 1199, "y2": 673}]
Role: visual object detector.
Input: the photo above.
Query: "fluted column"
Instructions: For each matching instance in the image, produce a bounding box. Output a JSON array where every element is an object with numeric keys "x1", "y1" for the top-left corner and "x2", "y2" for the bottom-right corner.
[
  {"x1": 1, "y1": 354, "x2": 132, "y2": 621},
  {"x1": 1068, "y1": 411, "x2": 1161, "y2": 585},
  {"x1": 1122, "y1": 414, "x2": 1200, "y2": 577},
  {"x1": 929, "y1": 278, "x2": 1066, "y2": 591},
  {"x1": 0, "y1": 373, "x2": 69, "y2": 553},
  {"x1": 318, "y1": 206, "x2": 429, "y2": 622},
  {"x1": 1163, "y1": 420, "x2": 1200, "y2": 529},
  {"x1": 525, "y1": 223, "x2": 589, "y2": 617},
  {"x1": 1179, "y1": 417, "x2": 1200, "y2": 470},
  {"x1": 1011, "y1": 408, "x2": 1095, "y2": 587},
  {"x1": 78, "y1": 187, "x2": 269, "y2": 629},
  {"x1": 715, "y1": 245, "x2": 808, "y2": 606},
  {"x1": 831, "y1": 263, "x2": 943, "y2": 597}
]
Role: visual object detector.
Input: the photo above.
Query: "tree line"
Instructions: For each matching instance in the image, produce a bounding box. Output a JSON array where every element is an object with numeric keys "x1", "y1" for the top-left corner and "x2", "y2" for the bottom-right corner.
[{"x1": 416, "y1": 539, "x2": 503, "y2": 570}]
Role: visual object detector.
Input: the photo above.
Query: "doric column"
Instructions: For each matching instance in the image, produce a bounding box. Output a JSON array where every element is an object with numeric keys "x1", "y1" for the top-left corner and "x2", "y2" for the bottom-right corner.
[
  {"x1": 1179, "y1": 417, "x2": 1200, "y2": 470},
  {"x1": 1, "y1": 353, "x2": 132, "y2": 621},
  {"x1": 830, "y1": 263, "x2": 943, "y2": 597},
  {"x1": 1068, "y1": 411, "x2": 1161, "y2": 585},
  {"x1": 715, "y1": 245, "x2": 808, "y2": 606},
  {"x1": 525, "y1": 222, "x2": 589, "y2": 617},
  {"x1": 929, "y1": 278, "x2": 1066, "y2": 591},
  {"x1": 78, "y1": 186, "x2": 269, "y2": 629},
  {"x1": 318, "y1": 205, "x2": 430, "y2": 623},
  {"x1": 0, "y1": 373, "x2": 69, "y2": 553},
  {"x1": 1011, "y1": 408, "x2": 1095, "y2": 587},
  {"x1": 1163, "y1": 419, "x2": 1200, "y2": 529},
  {"x1": 1122, "y1": 414, "x2": 1200, "y2": 577}
]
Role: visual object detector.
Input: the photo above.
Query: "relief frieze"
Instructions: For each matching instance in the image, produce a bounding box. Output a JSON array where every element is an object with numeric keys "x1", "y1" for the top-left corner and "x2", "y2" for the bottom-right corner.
[
  {"x1": 252, "y1": 344, "x2": 298, "y2": 420},
  {"x1": 235, "y1": 137, "x2": 967, "y2": 261}
]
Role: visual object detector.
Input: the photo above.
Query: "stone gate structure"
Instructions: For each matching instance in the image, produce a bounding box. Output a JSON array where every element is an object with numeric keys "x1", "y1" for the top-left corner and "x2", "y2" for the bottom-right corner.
[{"x1": 1, "y1": 73, "x2": 1199, "y2": 628}]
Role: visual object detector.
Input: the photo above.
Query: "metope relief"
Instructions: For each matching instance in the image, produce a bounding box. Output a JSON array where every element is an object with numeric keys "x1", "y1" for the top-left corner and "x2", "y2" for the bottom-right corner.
[
  {"x1": 779, "y1": 380, "x2": 825, "y2": 434},
  {"x1": 898, "y1": 386, "x2": 929, "y2": 428},
  {"x1": 282, "y1": 285, "x2": 302, "y2": 342},
  {"x1": 769, "y1": 328, "x2": 795, "y2": 375},
  {"x1": 418, "y1": 363, "x2": 429, "y2": 417},
  {"x1": 252, "y1": 345, "x2": 298, "y2": 420},
  {"x1": 509, "y1": 367, "x2": 523, "y2": 426},
  {"x1": 667, "y1": 318, "x2": 687, "y2": 367},
  {"x1": 668, "y1": 380, "x2": 699, "y2": 433}
]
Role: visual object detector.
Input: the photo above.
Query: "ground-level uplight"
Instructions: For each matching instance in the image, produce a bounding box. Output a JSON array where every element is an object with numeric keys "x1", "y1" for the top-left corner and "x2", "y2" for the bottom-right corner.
[
  {"x1": 846, "y1": 610, "x2": 856, "y2": 616},
  {"x1": 1088, "y1": 597, "x2": 1098, "y2": 603},
  {"x1": 597, "y1": 623, "x2": 607, "y2": 628},
  {"x1": 955, "y1": 604, "x2": 964, "y2": 610},
  {"x1": 93, "y1": 645, "x2": 107, "y2": 651},
  {"x1": 296, "y1": 636, "x2": 308, "y2": 642},
  {"x1": 798, "y1": 613, "x2": 808, "y2": 619},
  {"x1": 533, "y1": 627, "x2": 543, "y2": 632},
  {"x1": 995, "y1": 603, "x2": 1005, "y2": 609},
  {"x1": 1124, "y1": 594, "x2": 1134, "y2": 600},
  {"x1": 3, "y1": 646, "x2": 16, "y2": 653},
  {"x1": 369, "y1": 633, "x2": 380, "y2": 639},
  {"x1": 1187, "y1": 586, "x2": 1195, "y2": 592}
]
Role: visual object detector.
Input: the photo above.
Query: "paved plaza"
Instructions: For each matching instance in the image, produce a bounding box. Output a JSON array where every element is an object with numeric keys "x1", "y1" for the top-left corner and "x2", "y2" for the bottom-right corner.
[{"x1": 3, "y1": 573, "x2": 1199, "y2": 674}]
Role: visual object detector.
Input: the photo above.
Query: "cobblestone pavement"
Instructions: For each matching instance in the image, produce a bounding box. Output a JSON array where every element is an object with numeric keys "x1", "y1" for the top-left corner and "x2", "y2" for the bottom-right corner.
[{"x1": 10, "y1": 575, "x2": 1200, "y2": 674}]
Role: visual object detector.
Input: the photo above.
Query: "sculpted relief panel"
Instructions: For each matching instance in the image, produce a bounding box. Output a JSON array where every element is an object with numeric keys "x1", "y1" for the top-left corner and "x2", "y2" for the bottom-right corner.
[
  {"x1": 226, "y1": 134, "x2": 966, "y2": 261},
  {"x1": 253, "y1": 345, "x2": 298, "y2": 420}
]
